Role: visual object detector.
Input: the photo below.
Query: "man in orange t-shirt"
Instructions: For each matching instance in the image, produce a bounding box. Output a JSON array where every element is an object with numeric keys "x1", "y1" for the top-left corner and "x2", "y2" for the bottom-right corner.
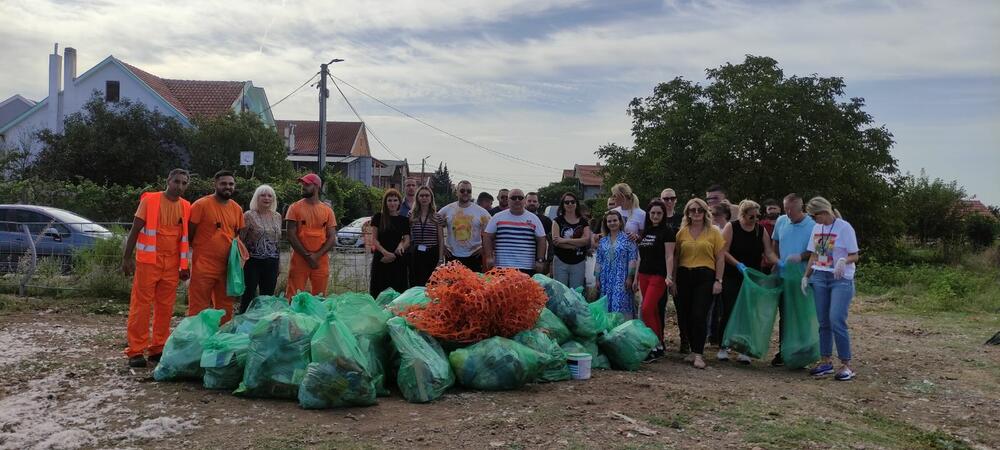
[
  {"x1": 285, "y1": 173, "x2": 337, "y2": 297},
  {"x1": 189, "y1": 170, "x2": 245, "y2": 322}
]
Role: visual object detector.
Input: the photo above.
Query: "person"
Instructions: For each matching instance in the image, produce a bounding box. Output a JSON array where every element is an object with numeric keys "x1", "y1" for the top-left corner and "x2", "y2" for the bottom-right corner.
[
  {"x1": 673, "y1": 198, "x2": 726, "y2": 369},
  {"x1": 707, "y1": 201, "x2": 731, "y2": 345},
  {"x1": 718, "y1": 200, "x2": 778, "y2": 363},
  {"x1": 590, "y1": 196, "x2": 617, "y2": 250},
  {"x1": 489, "y1": 189, "x2": 510, "y2": 215},
  {"x1": 399, "y1": 177, "x2": 418, "y2": 218},
  {"x1": 476, "y1": 192, "x2": 495, "y2": 212},
  {"x1": 706, "y1": 184, "x2": 740, "y2": 222},
  {"x1": 633, "y1": 199, "x2": 676, "y2": 359},
  {"x1": 188, "y1": 170, "x2": 245, "y2": 324},
  {"x1": 711, "y1": 202, "x2": 731, "y2": 230},
  {"x1": 369, "y1": 189, "x2": 411, "y2": 297},
  {"x1": 525, "y1": 192, "x2": 553, "y2": 273},
  {"x1": 660, "y1": 188, "x2": 683, "y2": 231},
  {"x1": 610, "y1": 183, "x2": 646, "y2": 241},
  {"x1": 803, "y1": 196, "x2": 860, "y2": 381},
  {"x1": 410, "y1": 186, "x2": 445, "y2": 286},
  {"x1": 285, "y1": 174, "x2": 337, "y2": 298},
  {"x1": 484, "y1": 188, "x2": 546, "y2": 274},
  {"x1": 551, "y1": 192, "x2": 591, "y2": 289},
  {"x1": 239, "y1": 184, "x2": 282, "y2": 312},
  {"x1": 121, "y1": 169, "x2": 191, "y2": 368},
  {"x1": 769, "y1": 193, "x2": 816, "y2": 367},
  {"x1": 595, "y1": 210, "x2": 638, "y2": 318},
  {"x1": 760, "y1": 198, "x2": 781, "y2": 236},
  {"x1": 441, "y1": 181, "x2": 492, "y2": 272}
]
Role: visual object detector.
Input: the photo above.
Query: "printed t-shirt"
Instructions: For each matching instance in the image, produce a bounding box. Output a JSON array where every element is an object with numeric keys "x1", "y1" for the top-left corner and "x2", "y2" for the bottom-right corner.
[
  {"x1": 637, "y1": 224, "x2": 676, "y2": 276},
  {"x1": 806, "y1": 218, "x2": 859, "y2": 279},
  {"x1": 439, "y1": 202, "x2": 491, "y2": 257},
  {"x1": 485, "y1": 209, "x2": 545, "y2": 270}
]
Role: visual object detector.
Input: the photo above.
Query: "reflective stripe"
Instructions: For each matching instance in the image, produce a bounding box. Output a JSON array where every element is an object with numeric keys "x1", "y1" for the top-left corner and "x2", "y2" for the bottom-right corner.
[
  {"x1": 136, "y1": 243, "x2": 156, "y2": 252},
  {"x1": 141, "y1": 228, "x2": 157, "y2": 237},
  {"x1": 180, "y1": 236, "x2": 188, "y2": 242}
]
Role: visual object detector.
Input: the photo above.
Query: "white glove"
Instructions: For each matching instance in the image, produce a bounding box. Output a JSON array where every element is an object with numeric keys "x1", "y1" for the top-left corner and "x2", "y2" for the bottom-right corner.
[
  {"x1": 786, "y1": 253, "x2": 802, "y2": 264},
  {"x1": 833, "y1": 258, "x2": 847, "y2": 279},
  {"x1": 801, "y1": 276, "x2": 809, "y2": 295}
]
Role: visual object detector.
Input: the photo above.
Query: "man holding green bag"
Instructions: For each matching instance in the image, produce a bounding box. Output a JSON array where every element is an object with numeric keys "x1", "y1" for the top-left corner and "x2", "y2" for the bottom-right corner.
[
  {"x1": 189, "y1": 170, "x2": 245, "y2": 324},
  {"x1": 770, "y1": 194, "x2": 816, "y2": 367}
]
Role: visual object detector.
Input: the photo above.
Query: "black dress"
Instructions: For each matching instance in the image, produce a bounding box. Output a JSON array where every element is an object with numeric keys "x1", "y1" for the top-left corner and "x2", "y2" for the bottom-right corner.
[{"x1": 369, "y1": 213, "x2": 410, "y2": 297}]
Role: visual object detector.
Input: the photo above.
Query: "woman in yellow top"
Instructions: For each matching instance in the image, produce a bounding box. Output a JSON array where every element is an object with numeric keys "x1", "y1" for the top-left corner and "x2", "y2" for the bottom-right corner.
[{"x1": 672, "y1": 198, "x2": 726, "y2": 369}]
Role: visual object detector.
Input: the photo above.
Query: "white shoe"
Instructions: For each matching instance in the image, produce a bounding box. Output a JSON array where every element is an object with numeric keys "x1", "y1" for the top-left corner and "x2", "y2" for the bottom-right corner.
[
  {"x1": 716, "y1": 349, "x2": 729, "y2": 361},
  {"x1": 737, "y1": 354, "x2": 752, "y2": 365}
]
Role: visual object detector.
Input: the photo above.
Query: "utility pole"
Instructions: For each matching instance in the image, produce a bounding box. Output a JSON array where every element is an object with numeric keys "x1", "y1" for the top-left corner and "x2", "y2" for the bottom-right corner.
[
  {"x1": 421, "y1": 155, "x2": 431, "y2": 187},
  {"x1": 317, "y1": 58, "x2": 344, "y2": 191}
]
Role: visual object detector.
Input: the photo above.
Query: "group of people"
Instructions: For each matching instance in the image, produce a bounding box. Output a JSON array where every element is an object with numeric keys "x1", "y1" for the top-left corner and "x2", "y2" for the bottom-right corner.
[{"x1": 121, "y1": 169, "x2": 860, "y2": 382}]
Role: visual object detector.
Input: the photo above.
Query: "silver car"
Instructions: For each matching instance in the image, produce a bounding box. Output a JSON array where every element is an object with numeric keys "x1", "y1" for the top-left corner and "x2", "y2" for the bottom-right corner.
[{"x1": 336, "y1": 216, "x2": 371, "y2": 248}]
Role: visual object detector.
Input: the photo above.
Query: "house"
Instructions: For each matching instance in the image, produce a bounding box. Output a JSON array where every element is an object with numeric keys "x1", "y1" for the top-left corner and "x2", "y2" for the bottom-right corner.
[
  {"x1": 409, "y1": 171, "x2": 434, "y2": 187},
  {"x1": 0, "y1": 44, "x2": 274, "y2": 153},
  {"x1": 0, "y1": 95, "x2": 36, "y2": 134},
  {"x1": 277, "y1": 120, "x2": 374, "y2": 186},
  {"x1": 373, "y1": 159, "x2": 410, "y2": 190},
  {"x1": 562, "y1": 164, "x2": 604, "y2": 200},
  {"x1": 959, "y1": 199, "x2": 993, "y2": 217}
]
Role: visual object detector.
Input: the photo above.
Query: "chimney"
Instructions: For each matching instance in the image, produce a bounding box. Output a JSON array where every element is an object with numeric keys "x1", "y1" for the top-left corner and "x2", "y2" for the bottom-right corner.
[
  {"x1": 63, "y1": 47, "x2": 76, "y2": 92},
  {"x1": 288, "y1": 124, "x2": 296, "y2": 153},
  {"x1": 47, "y1": 43, "x2": 63, "y2": 132}
]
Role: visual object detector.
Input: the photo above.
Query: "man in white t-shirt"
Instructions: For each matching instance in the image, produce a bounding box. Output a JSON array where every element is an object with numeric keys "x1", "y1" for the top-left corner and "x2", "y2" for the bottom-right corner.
[
  {"x1": 484, "y1": 188, "x2": 546, "y2": 274},
  {"x1": 439, "y1": 180, "x2": 492, "y2": 273}
]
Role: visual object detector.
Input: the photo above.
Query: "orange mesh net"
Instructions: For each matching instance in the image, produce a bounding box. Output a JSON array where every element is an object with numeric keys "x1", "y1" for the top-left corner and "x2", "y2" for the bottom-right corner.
[{"x1": 400, "y1": 262, "x2": 548, "y2": 343}]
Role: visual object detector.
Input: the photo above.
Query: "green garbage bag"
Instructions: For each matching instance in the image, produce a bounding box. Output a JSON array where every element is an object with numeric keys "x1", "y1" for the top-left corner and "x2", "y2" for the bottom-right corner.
[
  {"x1": 223, "y1": 295, "x2": 289, "y2": 335},
  {"x1": 387, "y1": 317, "x2": 454, "y2": 403},
  {"x1": 297, "y1": 315, "x2": 377, "y2": 409},
  {"x1": 589, "y1": 296, "x2": 610, "y2": 333},
  {"x1": 532, "y1": 274, "x2": 599, "y2": 338},
  {"x1": 153, "y1": 309, "x2": 224, "y2": 381},
  {"x1": 780, "y1": 264, "x2": 821, "y2": 369},
  {"x1": 533, "y1": 308, "x2": 572, "y2": 344},
  {"x1": 513, "y1": 329, "x2": 570, "y2": 382},
  {"x1": 356, "y1": 335, "x2": 391, "y2": 397},
  {"x1": 607, "y1": 312, "x2": 626, "y2": 330},
  {"x1": 327, "y1": 292, "x2": 392, "y2": 339},
  {"x1": 449, "y1": 337, "x2": 549, "y2": 390},
  {"x1": 561, "y1": 339, "x2": 609, "y2": 370},
  {"x1": 235, "y1": 311, "x2": 320, "y2": 399},
  {"x1": 387, "y1": 286, "x2": 431, "y2": 313},
  {"x1": 722, "y1": 268, "x2": 782, "y2": 359},
  {"x1": 201, "y1": 332, "x2": 251, "y2": 390},
  {"x1": 375, "y1": 288, "x2": 401, "y2": 307},
  {"x1": 598, "y1": 320, "x2": 659, "y2": 371},
  {"x1": 226, "y1": 239, "x2": 246, "y2": 297},
  {"x1": 291, "y1": 291, "x2": 328, "y2": 321}
]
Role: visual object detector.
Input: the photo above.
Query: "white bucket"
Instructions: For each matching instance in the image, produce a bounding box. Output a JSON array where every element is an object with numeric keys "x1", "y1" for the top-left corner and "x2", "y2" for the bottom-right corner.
[{"x1": 566, "y1": 352, "x2": 592, "y2": 380}]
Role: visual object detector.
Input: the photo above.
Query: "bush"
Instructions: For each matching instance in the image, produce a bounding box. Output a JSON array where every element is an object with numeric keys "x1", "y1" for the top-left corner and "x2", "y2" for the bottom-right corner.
[
  {"x1": 856, "y1": 261, "x2": 999, "y2": 314},
  {"x1": 965, "y1": 214, "x2": 999, "y2": 250},
  {"x1": 72, "y1": 227, "x2": 130, "y2": 300}
]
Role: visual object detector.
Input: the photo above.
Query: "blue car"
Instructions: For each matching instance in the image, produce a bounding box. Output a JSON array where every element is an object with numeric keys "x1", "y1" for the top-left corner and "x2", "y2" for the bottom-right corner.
[{"x1": 0, "y1": 205, "x2": 114, "y2": 272}]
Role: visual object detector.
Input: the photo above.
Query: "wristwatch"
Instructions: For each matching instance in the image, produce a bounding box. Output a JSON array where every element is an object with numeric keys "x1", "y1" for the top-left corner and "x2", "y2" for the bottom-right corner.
[{"x1": 715, "y1": 278, "x2": 723, "y2": 284}]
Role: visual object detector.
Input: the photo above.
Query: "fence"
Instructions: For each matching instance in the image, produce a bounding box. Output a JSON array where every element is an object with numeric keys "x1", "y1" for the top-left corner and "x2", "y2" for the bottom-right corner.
[{"x1": 0, "y1": 220, "x2": 374, "y2": 299}]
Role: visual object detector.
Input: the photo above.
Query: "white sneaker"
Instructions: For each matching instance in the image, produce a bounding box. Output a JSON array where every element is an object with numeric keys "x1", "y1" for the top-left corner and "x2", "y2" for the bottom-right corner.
[
  {"x1": 716, "y1": 349, "x2": 730, "y2": 361},
  {"x1": 737, "y1": 354, "x2": 752, "y2": 365}
]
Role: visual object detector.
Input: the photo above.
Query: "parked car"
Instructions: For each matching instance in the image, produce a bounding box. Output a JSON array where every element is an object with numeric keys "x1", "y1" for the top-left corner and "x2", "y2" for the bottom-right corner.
[
  {"x1": 0, "y1": 205, "x2": 114, "y2": 272},
  {"x1": 336, "y1": 216, "x2": 371, "y2": 248}
]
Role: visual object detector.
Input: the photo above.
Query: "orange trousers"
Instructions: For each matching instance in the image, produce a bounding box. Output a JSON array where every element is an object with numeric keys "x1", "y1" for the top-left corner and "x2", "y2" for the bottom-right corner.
[
  {"x1": 285, "y1": 252, "x2": 330, "y2": 298},
  {"x1": 125, "y1": 261, "x2": 179, "y2": 358},
  {"x1": 188, "y1": 270, "x2": 234, "y2": 324}
]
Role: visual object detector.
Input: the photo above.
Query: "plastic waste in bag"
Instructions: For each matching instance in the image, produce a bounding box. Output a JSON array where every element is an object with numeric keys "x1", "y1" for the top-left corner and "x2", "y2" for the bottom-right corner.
[
  {"x1": 449, "y1": 337, "x2": 549, "y2": 390},
  {"x1": 153, "y1": 309, "x2": 224, "y2": 381},
  {"x1": 722, "y1": 268, "x2": 781, "y2": 359},
  {"x1": 532, "y1": 274, "x2": 599, "y2": 338},
  {"x1": 513, "y1": 329, "x2": 570, "y2": 382},
  {"x1": 297, "y1": 315, "x2": 377, "y2": 409},
  {"x1": 235, "y1": 311, "x2": 320, "y2": 399},
  {"x1": 598, "y1": 320, "x2": 659, "y2": 371},
  {"x1": 387, "y1": 317, "x2": 454, "y2": 403}
]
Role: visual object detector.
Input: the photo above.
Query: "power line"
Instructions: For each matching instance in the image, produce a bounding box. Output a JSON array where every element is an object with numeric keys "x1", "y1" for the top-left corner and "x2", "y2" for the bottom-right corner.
[
  {"x1": 263, "y1": 71, "x2": 320, "y2": 115},
  {"x1": 329, "y1": 75, "x2": 563, "y2": 173},
  {"x1": 329, "y1": 78, "x2": 405, "y2": 161}
]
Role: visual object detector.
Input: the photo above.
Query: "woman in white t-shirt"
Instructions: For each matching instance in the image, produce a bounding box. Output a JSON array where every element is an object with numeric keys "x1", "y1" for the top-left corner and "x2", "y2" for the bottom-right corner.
[
  {"x1": 611, "y1": 183, "x2": 646, "y2": 242},
  {"x1": 802, "y1": 197, "x2": 860, "y2": 381}
]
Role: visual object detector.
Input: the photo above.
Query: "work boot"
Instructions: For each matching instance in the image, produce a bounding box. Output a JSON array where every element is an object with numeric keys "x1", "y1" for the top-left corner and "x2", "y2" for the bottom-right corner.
[{"x1": 128, "y1": 355, "x2": 147, "y2": 368}]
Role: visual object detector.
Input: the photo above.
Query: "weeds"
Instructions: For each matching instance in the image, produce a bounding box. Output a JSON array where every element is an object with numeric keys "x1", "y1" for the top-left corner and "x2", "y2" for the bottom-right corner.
[{"x1": 856, "y1": 256, "x2": 1000, "y2": 314}]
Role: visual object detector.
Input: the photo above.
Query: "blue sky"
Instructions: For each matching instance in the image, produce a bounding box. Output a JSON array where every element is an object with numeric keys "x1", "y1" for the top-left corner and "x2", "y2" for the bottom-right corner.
[{"x1": 1, "y1": 0, "x2": 998, "y2": 204}]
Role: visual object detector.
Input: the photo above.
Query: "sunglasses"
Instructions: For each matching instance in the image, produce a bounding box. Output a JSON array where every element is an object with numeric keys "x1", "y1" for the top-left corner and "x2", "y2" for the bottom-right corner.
[
  {"x1": 563, "y1": 200, "x2": 577, "y2": 205},
  {"x1": 458, "y1": 189, "x2": 471, "y2": 194},
  {"x1": 661, "y1": 196, "x2": 677, "y2": 201},
  {"x1": 688, "y1": 207, "x2": 706, "y2": 214},
  {"x1": 746, "y1": 214, "x2": 760, "y2": 220},
  {"x1": 509, "y1": 196, "x2": 525, "y2": 201}
]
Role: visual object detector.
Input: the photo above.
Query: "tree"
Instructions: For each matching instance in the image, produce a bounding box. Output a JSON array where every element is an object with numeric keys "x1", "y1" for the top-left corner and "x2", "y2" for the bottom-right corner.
[
  {"x1": 430, "y1": 162, "x2": 455, "y2": 207},
  {"x1": 187, "y1": 111, "x2": 292, "y2": 182},
  {"x1": 897, "y1": 170, "x2": 966, "y2": 244},
  {"x1": 598, "y1": 55, "x2": 899, "y2": 247},
  {"x1": 537, "y1": 177, "x2": 583, "y2": 210},
  {"x1": 32, "y1": 92, "x2": 188, "y2": 185}
]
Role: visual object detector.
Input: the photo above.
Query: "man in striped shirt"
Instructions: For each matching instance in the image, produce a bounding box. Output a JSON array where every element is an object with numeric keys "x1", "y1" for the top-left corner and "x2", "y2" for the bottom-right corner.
[{"x1": 484, "y1": 189, "x2": 546, "y2": 274}]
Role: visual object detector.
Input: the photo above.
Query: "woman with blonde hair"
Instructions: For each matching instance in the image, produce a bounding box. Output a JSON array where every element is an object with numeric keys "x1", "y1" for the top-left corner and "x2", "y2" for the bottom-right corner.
[
  {"x1": 672, "y1": 198, "x2": 726, "y2": 369},
  {"x1": 409, "y1": 186, "x2": 445, "y2": 286},
  {"x1": 803, "y1": 196, "x2": 860, "y2": 381},
  {"x1": 611, "y1": 183, "x2": 646, "y2": 241},
  {"x1": 238, "y1": 184, "x2": 282, "y2": 312},
  {"x1": 717, "y1": 199, "x2": 778, "y2": 363}
]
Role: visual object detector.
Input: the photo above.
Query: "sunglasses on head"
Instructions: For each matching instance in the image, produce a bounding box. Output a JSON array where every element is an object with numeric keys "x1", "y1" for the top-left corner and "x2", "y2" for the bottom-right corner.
[
  {"x1": 509, "y1": 195, "x2": 525, "y2": 201},
  {"x1": 688, "y1": 207, "x2": 706, "y2": 214}
]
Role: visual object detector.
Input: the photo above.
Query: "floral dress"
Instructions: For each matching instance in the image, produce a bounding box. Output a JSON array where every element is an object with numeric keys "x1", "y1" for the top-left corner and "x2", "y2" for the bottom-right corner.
[{"x1": 596, "y1": 232, "x2": 638, "y2": 314}]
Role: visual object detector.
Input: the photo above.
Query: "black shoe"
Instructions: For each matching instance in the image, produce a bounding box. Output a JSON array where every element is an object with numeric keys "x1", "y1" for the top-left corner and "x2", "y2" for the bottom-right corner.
[
  {"x1": 771, "y1": 354, "x2": 784, "y2": 367},
  {"x1": 679, "y1": 342, "x2": 690, "y2": 354},
  {"x1": 128, "y1": 355, "x2": 147, "y2": 368},
  {"x1": 148, "y1": 353, "x2": 162, "y2": 363}
]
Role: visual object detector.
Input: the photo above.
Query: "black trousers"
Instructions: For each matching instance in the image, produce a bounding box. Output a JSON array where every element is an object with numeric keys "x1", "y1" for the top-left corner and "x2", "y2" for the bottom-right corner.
[
  {"x1": 675, "y1": 266, "x2": 716, "y2": 355},
  {"x1": 370, "y1": 256, "x2": 409, "y2": 298},
  {"x1": 717, "y1": 272, "x2": 744, "y2": 347},
  {"x1": 240, "y1": 257, "x2": 279, "y2": 313},
  {"x1": 410, "y1": 245, "x2": 440, "y2": 286},
  {"x1": 448, "y1": 253, "x2": 483, "y2": 273}
]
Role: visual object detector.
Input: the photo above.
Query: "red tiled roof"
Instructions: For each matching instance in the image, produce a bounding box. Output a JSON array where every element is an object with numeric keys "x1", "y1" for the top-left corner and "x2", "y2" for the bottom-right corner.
[
  {"x1": 574, "y1": 164, "x2": 603, "y2": 187},
  {"x1": 959, "y1": 199, "x2": 992, "y2": 217},
  {"x1": 120, "y1": 61, "x2": 244, "y2": 119},
  {"x1": 562, "y1": 169, "x2": 574, "y2": 180},
  {"x1": 276, "y1": 120, "x2": 363, "y2": 157}
]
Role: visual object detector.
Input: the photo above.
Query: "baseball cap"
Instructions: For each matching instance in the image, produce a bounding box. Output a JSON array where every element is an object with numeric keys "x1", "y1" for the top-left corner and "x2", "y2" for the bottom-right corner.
[{"x1": 298, "y1": 173, "x2": 322, "y2": 186}]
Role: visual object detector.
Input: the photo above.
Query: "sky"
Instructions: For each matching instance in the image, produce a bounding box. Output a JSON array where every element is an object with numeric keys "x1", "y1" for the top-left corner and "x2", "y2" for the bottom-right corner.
[{"x1": 1, "y1": 0, "x2": 998, "y2": 204}]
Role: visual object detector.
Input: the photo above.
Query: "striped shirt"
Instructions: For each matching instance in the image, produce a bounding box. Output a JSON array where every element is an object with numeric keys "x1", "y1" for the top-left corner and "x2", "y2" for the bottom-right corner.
[
  {"x1": 410, "y1": 213, "x2": 441, "y2": 247},
  {"x1": 485, "y1": 209, "x2": 545, "y2": 270}
]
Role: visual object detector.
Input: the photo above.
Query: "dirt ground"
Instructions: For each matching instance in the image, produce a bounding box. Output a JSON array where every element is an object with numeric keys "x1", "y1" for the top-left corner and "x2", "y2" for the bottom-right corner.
[{"x1": 0, "y1": 295, "x2": 997, "y2": 450}]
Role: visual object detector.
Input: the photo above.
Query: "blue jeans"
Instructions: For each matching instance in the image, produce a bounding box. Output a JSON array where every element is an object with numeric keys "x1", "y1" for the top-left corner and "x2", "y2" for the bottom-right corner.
[
  {"x1": 809, "y1": 271, "x2": 855, "y2": 362},
  {"x1": 553, "y1": 257, "x2": 586, "y2": 290}
]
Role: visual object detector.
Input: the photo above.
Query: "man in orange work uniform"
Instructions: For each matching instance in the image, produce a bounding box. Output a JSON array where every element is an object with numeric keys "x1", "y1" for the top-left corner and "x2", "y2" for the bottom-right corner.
[
  {"x1": 188, "y1": 170, "x2": 245, "y2": 323},
  {"x1": 121, "y1": 169, "x2": 191, "y2": 368},
  {"x1": 285, "y1": 173, "x2": 337, "y2": 297}
]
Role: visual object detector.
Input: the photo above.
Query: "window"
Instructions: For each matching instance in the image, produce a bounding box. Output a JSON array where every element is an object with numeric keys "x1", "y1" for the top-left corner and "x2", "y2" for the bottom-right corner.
[
  {"x1": 105, "y1": 80, "x2": 120, "y2": 102},
  {"x1": 12, "y1": 210, "x2": 70, "y2": 236}
]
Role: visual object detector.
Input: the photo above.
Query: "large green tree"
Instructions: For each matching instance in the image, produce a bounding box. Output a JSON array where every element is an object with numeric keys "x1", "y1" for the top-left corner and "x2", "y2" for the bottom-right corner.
[
  {"x1": 430, "y1": 162, "x2": 455, "y2": 207},
  {"x1": 536, "y1": 177, "x2": 582, "y2": 209},
  {"x1": 187, "y1": 111, "x2": 292, "y2": 182},
  {"x1": 32, "y1": 92, "x2": 188, "y2": 185},
  {"x1": 598, "y1": 55, "x2": 898, "y2": 245},
  {"x1": 897, "y1": 170, "x2": 966, "y2": 244}
]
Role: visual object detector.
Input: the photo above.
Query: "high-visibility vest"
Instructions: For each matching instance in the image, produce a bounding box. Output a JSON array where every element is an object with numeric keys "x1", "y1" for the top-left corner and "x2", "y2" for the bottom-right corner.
[{"x1": 135, "y1": 191, "x2": 192, "y2": 269}]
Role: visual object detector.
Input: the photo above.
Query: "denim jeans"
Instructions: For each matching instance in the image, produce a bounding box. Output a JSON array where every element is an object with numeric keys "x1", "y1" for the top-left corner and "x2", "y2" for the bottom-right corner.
[
  {"x1": 809, "y1": 270, "x2": 855, "y2": 362},
  {"x1": 553, "y1": 257, "x2": 586, "y2": 290}
]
